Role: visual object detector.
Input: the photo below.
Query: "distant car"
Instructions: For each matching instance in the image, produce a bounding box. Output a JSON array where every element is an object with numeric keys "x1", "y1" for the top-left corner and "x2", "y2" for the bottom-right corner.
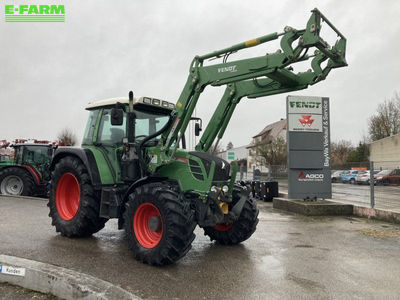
[
  {"x1": 331, "y1": 170, "x2": 344, "y2": 183},
  {"x1": 355, "y1": 171, "x2": 377, "y2": 185},
  {"x1": 341, "y1": 170, "x2": 359, "y2": 184},
  {"x1": 374, "y1": 169, "x2": 400, "y2": 185}
]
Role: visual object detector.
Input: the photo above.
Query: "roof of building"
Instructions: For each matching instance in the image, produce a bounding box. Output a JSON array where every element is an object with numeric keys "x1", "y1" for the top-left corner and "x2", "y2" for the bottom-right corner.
[
  {"x1": 253, "y1": 118, "x2": 286, "y2": 138},
  {"x1": 246, "y1": 119, "x2": 286, "y2": 148},
  {"x1": 368, "y1": 132, "x2": 400, "y2": 145}
]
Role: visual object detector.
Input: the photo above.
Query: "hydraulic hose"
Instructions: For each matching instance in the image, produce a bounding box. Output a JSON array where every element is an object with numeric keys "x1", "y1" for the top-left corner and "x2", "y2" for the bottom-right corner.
[{"x1": 137, "y1": 113, "x2": 174, "y2": 177}]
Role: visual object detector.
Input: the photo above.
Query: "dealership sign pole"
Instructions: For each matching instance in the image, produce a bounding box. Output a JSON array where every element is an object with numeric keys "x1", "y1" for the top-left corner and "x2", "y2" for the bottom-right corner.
[{"x1": 286, "y1": 96, "x2": 332, "y2": 199}]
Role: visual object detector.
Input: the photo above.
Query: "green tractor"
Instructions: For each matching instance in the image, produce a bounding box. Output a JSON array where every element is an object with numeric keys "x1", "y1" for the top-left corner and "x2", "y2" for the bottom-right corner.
[
  {"x1": 0, "y1": 142, "x2": 54, "y2": 197},
  {"x1": 48, "y1": 9, "x2": 347, "y2": 265}
]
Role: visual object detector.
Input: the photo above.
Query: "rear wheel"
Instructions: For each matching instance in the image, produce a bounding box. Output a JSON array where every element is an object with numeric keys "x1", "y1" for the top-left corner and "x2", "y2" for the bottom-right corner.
[
  {"x1": 124, "y1": 182, "x2": 196, "y2": 265},
  {"x1": 48, "y1": 156, "x2": 107, "y2": 237},
  {"x1": 0, "y1": 167, "x2": 35, "y2": 196},
  {"x1": 203, "y1": 187, "x2": 259, "y2": 245}
]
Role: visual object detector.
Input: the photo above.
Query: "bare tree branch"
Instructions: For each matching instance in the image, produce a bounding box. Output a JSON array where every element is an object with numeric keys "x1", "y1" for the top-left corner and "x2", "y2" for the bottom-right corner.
[{"x1": 57, "y1": 127, "x2": 77, "y2": 146}]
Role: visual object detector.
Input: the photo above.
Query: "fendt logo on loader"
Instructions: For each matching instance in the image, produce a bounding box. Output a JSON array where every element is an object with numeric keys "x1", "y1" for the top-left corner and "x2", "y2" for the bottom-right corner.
[
  {"x1": 298, "y1": 115, "x2": 314, "y2": 127},
  {"x1": 218, "y1": 65, "x2": 237, "y2": 73},
  {"x1": 298, "y1": 171, "x2": 324, "y2": 182}
]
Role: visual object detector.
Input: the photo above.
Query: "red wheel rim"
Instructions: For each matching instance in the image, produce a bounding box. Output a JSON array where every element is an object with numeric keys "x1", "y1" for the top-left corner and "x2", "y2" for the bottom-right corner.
[
  {"x1": 214, "y1": 223, "x2": 233, "y2": 232},
  {"x1": 55, "y1": 173, "x2": 80, "y2": 221},
  {"x1": 133, "y1": 203, "x2": 163, "y2": 248}
]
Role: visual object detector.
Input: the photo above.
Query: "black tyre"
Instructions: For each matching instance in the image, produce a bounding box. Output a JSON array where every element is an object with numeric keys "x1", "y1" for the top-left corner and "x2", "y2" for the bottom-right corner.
[
  {"x1": 350, "y1": 178, "x2": 355, "y2": 184},
  {"x1": 48, "y1": 156, "x2": 107, "y2": 237},
  {"x1": 203, "y1": 187, "x2": 259, "y2": 245},
  {"x1": 0, "y1": 167, "x2": 35, "y2": 196},
  {"x1": 331, "y1": 178, "x2": 337, "y2": 183},
  {"x1": 124, "y1": 182, "x2": 196, "y2": 265}
]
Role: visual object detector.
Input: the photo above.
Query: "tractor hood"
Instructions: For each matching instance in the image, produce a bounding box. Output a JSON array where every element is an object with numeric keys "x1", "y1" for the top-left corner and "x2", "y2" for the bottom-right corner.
[{"x1": 188, "y1": 151, "x2": 230, "y2": 182}]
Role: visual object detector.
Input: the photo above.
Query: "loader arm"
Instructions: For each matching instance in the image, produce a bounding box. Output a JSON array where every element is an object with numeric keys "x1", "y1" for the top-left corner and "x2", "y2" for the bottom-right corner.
[{"x1": 161, "y1": 8, "x2": 347, "y2": 154}]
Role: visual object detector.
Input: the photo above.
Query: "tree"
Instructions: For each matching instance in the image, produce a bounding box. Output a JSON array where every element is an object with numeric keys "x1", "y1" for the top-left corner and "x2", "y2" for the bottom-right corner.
[
  {"x1": 207, "y1": 142, "x2": 224, "y2": 154},
  {"x1": 368, "y1": 92, "x2": 400, "y2": 141},
  {"x1": 331, "y1": 140, "x2": 353, "y2": 167},
  {"x1": 57, "y1": 127, "x2": 77, "y2": 146},
  {"x1": 347, "y1": 142, "x2": 369, "y2": 163},
  {"x1": 226, "y1": 141, "x2": 234, "y2": 150},
  {"x1": 256, "y1": 136, "x2": 287, "y2": 166}
]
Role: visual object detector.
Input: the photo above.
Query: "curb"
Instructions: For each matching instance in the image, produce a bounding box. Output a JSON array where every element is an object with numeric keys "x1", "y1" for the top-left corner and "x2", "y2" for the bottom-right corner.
[
  {"x1": 273, "y1": 197, "x2": 353, "y2": 216},
  {"x1": 352, "y1": 206, "x2": 400, "y2": 224},
  {"x1": 0, "y1": 255, "x2": 140, "y2": 300},
  {"x1": 275, "y1": 191, "x2": 400, "y2": 224},
  {"x1": 0, "y1": 194, "x2": 47, "y2": 201}
]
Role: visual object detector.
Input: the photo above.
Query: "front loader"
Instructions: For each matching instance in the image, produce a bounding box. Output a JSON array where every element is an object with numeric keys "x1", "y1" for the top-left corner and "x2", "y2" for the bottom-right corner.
[{"x1": 48, "y1": 9, "x2": 347, "y2": 265}]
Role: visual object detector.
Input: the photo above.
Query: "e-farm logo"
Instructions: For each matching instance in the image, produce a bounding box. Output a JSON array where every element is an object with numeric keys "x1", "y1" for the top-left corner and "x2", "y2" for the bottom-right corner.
[{"x1": 4, "y1": 4, "x2": 65, "y2": 22}]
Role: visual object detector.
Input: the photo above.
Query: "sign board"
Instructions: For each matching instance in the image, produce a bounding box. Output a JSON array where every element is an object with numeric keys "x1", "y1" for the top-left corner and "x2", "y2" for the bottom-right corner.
[
  {"x1": 287, "y1": 96, "x2": 331, "y2": 199},
  {"x1": 0, "y1": 265, "x2": 26, "y2": 277},
  {"x1": 227, "y1": 152, "x2": 235, "y2": 160}
]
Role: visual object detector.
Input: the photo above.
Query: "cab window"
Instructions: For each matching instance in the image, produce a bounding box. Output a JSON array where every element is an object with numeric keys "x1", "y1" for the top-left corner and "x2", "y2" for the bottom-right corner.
[
  {"x1": 97, "y1": 109, "x2": 126, "y2": 145},
  {"x1": 82, "y1": 110, "x2": 100, "y2": 145},
  {"x1": 24, "y1": 146, "x2": 49, "y2": 164}
]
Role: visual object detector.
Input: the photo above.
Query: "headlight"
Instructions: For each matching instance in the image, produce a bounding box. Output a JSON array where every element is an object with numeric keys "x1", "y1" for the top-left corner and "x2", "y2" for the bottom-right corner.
[
  {"x1": 210, "y1": 186, "x2": 217, "y2": 193},
  {"x1": 222, "y1": 185, "x2": 229, "y2": 193}
]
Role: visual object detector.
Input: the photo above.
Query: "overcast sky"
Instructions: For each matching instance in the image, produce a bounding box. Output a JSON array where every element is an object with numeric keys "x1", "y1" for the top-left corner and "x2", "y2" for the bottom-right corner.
[{"x1": 1, "y1": 0, "x2": 399, "y2": 149}]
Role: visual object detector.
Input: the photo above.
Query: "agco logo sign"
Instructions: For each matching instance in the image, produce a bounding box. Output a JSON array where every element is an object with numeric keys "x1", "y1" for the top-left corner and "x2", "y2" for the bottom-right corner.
[
  {"x1": 298, "y1": 115, "x2": 314, "y2": 127},
  {"x1": 298, "y1": 171, "x2": 324, "y2": 182}
]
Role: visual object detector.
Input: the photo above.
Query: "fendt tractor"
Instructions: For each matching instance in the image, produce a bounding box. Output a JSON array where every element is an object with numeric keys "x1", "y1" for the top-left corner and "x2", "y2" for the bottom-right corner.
[
  {"x1": 48, "y1": 9, "x2": 347, "y2": 265},
  {"x1": 0, "y1": 140, "x2": 54, "y2": 197}
]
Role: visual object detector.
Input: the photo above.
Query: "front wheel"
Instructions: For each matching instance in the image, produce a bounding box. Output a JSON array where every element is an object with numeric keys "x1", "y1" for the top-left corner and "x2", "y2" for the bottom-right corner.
[
  {"x1": 48, "y1": 156, "x2": 107, "y2": 237},
  {"x1": 203, "y1": 194, "x2": 259, "y2": 245},
  {"x1": 124, "y1": 182, "x2": 196, "y2": 265}
]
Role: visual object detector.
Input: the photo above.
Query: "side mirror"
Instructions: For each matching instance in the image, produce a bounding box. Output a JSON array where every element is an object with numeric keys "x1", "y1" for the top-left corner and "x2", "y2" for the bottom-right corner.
[
  {"x1": 111, "y1": 108, "x2": 124, "y2": 126},
  {"x1": 195, "y1": 122, "x2": 202, "y2": 136}
]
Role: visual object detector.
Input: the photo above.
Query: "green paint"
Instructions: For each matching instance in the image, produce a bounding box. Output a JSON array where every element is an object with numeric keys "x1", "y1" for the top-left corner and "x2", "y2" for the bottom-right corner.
[{"x1": 4, "y1": 4, "x2": 65, "y2": 22}]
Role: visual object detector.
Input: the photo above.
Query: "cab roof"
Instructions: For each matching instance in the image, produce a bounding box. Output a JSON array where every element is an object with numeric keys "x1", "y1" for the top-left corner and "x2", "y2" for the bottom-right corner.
[{"x1": 85, "y1": 96, "x2": 176, "y2": 110}]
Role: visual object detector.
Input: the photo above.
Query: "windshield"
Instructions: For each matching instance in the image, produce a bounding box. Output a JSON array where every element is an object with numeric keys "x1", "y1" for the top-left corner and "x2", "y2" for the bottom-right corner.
[
  {"x1": 377, "y1": 170, "x2": 391, "y2": 175},
  {"x1": 134, "y1": 109, "x2": 169, "y2": 142}
]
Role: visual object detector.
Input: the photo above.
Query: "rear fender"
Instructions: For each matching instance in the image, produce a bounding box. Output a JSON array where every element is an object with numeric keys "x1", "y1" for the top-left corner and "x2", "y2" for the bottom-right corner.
[{"x1": 50, "y1": 147, "x2": 102, "y2": 189}]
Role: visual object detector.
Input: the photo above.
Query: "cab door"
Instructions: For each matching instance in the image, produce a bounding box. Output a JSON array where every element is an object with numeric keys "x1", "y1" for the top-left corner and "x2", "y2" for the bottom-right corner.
[
  {"x1": 95, "y1": 108, "x2": 127, "y2": 184},
  {"x1": 390, "y1": 169, "x2": 400, "y2": 184}
]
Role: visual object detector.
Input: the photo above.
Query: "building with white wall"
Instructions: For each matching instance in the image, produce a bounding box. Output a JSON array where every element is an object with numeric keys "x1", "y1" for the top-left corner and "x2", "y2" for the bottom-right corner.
[{"x1": 369, "y1": 134, "x2": 400, "y2": 170}]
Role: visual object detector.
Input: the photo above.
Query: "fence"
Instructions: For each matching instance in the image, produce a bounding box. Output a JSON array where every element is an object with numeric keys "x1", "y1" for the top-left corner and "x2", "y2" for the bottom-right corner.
[{"x1": 243, "y1": 161, "x2": 400, "y2": 213}]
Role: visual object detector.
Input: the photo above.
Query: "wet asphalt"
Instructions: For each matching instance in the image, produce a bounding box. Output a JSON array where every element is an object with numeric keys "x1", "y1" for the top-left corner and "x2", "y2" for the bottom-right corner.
[{"x1": 1, "y1": 196, "x2": 400, "y2": 299}]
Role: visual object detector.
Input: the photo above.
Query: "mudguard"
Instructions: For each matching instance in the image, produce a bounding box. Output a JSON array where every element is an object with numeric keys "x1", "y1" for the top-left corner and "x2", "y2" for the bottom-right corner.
[{"x1": 50, "y1": 147, "x2": 102, "y2": 189}]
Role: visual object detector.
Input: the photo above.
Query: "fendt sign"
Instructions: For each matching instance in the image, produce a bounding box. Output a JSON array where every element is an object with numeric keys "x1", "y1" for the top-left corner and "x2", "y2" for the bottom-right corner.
[{"x1": 287, "y1": 96, "x2": 332, "y2": 199}]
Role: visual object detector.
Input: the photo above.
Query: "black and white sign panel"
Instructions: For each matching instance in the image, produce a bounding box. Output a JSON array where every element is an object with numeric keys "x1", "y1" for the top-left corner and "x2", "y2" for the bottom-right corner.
[{"x1": 286, "y1": 95, "x2": 331, "y2": 199}]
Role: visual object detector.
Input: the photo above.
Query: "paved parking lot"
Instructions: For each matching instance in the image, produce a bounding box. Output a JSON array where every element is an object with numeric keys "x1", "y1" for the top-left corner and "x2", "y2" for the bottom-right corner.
[{"x1": 1, "y1": 195, "x2": 400, "y2": 299}]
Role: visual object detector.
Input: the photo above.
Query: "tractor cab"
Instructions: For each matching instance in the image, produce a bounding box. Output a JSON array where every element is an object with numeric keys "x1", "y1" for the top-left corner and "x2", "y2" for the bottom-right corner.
[{"x1": 82, "y1": 96, "x2": 176, "y2": 184}]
